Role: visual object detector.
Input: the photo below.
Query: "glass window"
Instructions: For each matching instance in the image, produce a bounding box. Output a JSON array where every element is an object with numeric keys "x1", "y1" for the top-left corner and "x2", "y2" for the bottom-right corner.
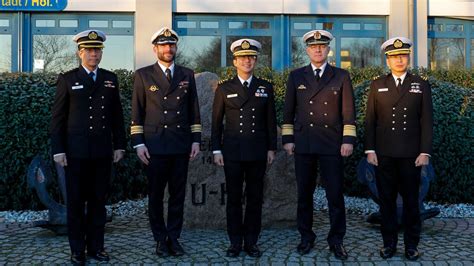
[
  {"x1": 0, "y1": 19, "x2": 9, "y2": 27},
  {"x1": 446, "y1": 24, "x2": 463, "y2": 32},
  {"x1": 251, "y1": 21, "x2": 270, "y2": 29},
  {"x1": 36, "y1": 20, "x2": 55, "y2": 27},
  {"x1": 229, "y1": 21, "x2": 247, "y2": 29},
  {"x1": 315, "y1": 22, "x2": 333, "y2": 30},
  {"x1": 112, "y1": 20, "x2": 132, "y2": 28},
  {"x1": 428, "y1": 24, "x2": 443, "y2": 32},
  {"x1": 428, "y1": 38, "x2": 465, "y2": 70},
  {"x1": 364, "y1": 23, "x2": 382, "y2": 30},
  {"x1": 175, "y1": 36, "x2": 222, "y2": 73},
  {"x1": 291, "y1": 37, "x2": 336, "y2": 68},
  {"x1": 343, "y1": 23, "x2": 360, "y2": 30},
  {"x1": 226, "y1": 36, "x2": 271, "y2": 68},
  {"x1": 294, "y1": 23, "x2": 311, "y2": 30},
  {"x1": 59, "y1": 20, "x2": 78, "y2": 28},
  {"x1": 101, "y1": 35, "x2": 134, "y2": 71},
  {"x1": 33, "y1": 35, "x2": 77, "y2": 72},
  {"x1": 200, "y1": 21, "x2": 219, "y2": 29},
  {"x1": 471, "y1": 39, "x2": 474, "y2": 70},
  {"x1": 0, "y1": 35, "x2": 12, "y2": 72},
  {"x1": 340, "y1": 37, "x2": 383, "y2": 68},
  {"x1": 89, "y1": 20, "x2": 109, "y2": 28},
  {"x1": 177, "y1": 21, "x2": 197, "y2": 29}
]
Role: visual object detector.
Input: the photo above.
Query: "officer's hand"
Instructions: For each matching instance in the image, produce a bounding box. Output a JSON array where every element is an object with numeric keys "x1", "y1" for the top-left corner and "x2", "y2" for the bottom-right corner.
[
  {"x1": 267, "y1": 150, "x2": 276, "y2": 165},
  {"x1": 367, "y1": 152, "x2": 378, "y2": 166},
  {"x1": 136, "y1": 145, "x2": 150, "y2": 165},
  {"x1": 340, "y1": 144, "x2": 353, "y2": 157},
  {"x1": 283, "y1": 143, "x2": 295, "y2": 155},
  {"x1": 113, "y1": 150, "x2": 125, "y2": 163},
  {"x1": 189, "y1": 143, "x2": 200, "y2": 160},
  {"x1": 415, "y1": 154, "x2": 429, "y2": 167},
  {"x1": 54, "y1": 154, "x2": 68, "y2": 167},
  {"x1": 214, "y1": 154, "x2": 224, "y2": 166}
]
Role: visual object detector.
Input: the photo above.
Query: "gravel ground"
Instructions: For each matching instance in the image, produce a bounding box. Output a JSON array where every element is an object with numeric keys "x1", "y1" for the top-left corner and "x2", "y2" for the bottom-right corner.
[{"x1": 1, "y1": 187, "x2": 473, "y2": 223}]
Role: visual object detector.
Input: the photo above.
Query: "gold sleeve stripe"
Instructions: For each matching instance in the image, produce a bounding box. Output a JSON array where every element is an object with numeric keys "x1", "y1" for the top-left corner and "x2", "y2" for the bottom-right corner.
[
  {"x1": 281, "y1": 124, "x2": 294, "y2": 136},
  {"x1": 130, "y1": 125, "x2": 144, "y2": 135},
  {"x1": 190, "y1": 124, "x2": 202, "y2": 133},
  {"x1": 343, "y1": 125, "x2": 357, "y2": 137}
]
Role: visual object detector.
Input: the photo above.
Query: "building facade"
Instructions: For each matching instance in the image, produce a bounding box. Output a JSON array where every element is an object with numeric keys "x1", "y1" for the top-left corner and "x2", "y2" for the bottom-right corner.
[{"x1": 1, "y1": 0, "x2": 473, "y2": 73}]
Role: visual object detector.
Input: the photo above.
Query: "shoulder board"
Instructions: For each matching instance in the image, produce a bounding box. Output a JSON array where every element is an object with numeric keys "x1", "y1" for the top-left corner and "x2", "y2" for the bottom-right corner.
[
  {"x1": 372, "y1": 75, "x2": 380, "y2": 81},
  {"x1": 422, "y1": 75, "x2": 428, "y2": 81},
  {"x1": 256, "y1": 76, "x2": 273, "y2": 84},
  {"x1": 218, "y1": 78, "x2": 230, "y2": 85}
]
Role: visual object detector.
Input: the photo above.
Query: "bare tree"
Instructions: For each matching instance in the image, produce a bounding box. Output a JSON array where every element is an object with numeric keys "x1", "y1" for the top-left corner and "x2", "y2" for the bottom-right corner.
[{"x1": 33, "y1": 35, "x2": 78, "y2": 73}]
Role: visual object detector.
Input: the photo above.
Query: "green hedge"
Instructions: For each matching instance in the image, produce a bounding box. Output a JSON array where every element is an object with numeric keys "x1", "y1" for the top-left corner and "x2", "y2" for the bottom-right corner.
[{"x1": 0, "y1": 67, "x2": 472, "y2": 210}]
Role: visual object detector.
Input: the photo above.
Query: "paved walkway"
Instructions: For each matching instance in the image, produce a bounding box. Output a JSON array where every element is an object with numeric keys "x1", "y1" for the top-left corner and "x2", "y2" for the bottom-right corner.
[{"x1": 1, "y1": 211, "x2": 473, "y2": 265}]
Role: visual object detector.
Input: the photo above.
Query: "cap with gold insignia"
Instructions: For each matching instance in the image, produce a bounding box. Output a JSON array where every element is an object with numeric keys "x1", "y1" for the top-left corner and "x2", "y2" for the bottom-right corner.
[
  {"x1": 302, "y1": 30, "x2": 333, "y2": 46},
  {"x1": 381, "y1": 37, "x2": 412, "y2": 56},
  {"x1": 230, "y1": 38, "x2": 262, "y2": 57},
  {"x1": 151, "y1": 27, "x2": 179, "y2": 45},
  {"x1": 73, "y1": 29, "x2": 106, "y2": 49}
]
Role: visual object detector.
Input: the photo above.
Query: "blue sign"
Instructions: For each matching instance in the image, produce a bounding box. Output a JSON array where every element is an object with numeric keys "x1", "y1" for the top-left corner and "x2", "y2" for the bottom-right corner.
[{"x1": 0, "y1": 0, "x2": 67, "y2": 11}]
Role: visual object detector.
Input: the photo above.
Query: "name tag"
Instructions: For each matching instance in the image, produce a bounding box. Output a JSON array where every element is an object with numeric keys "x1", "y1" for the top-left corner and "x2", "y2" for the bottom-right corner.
[
  {"x1": 409, "y1": 89, "x2": 422, "y2": 94},
  {"x1": 255, "y1": 93, "x2": 268, "y2": 97},
  {"x1": 378, "y1": 88, "x2": 388, "y2": 92},
  {"x1": 72, "y1": 85, "x2": 84, "y2": 90},
  {"x1": 227, "y1": 94, "x2": 238, "y2": 98}
]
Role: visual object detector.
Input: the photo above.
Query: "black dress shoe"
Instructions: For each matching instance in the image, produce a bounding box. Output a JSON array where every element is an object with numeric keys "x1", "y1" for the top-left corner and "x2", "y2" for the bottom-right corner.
[
  {"x1": 405, "y1": 248, "x2": 420, "y2": 261},
  {"x1": 330, "y1": 244, "x2": 348, "y2": 260},
  {"x1": 156, "y1": 240, "x2": 170, "y2": 257},
  {"x1": 88, "y1": 249, "x2": 110, "y2": 262},
  {"x1": 380, "y1": 245, "x2": 397, "y2": 259},
  {"x1": 167, "y1": 238, "x2": 185, "y2": 256},
  {"x1": 296, "y1": 241, "x2": 314, "y2": 255},
  {"x1": 244, "y1": 244, "x2": 262, "y2": 257},
  {"x1": 226, "y1": 244, "x2": 242, "y2": 257},
  {"x1": 70, "y1": 251, "x2": 85, "y2": 265}
]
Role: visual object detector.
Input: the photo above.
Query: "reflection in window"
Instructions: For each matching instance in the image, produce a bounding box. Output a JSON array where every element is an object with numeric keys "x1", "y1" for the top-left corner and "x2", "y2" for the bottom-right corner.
[
  {"x1": 101, "y1": 35, "x2": 134, "y2": 71},
  {"x1": 446, "y1": 24, "x2": 463, "y2": 32},
  {"x1": 343, "y1": 23, "x2": 360, "y2": 30},
  {"x1": 315, "y1": 22, "x2": 333, "y2": 30},
  {"x1": 33, "y1": 35, "x2": 78, "y2": 73},
  {"x1": 89, "y1": 20, "x2": 109, "y2": 28},
  {"x1": 364, "y1": 23, "x2": 382, "y2": 30},
  {"x1": 428, "y1": 38, "x2": 465, "y2": 70},
  {"x1": 0, "y1": 35, "x2": 11, "y2": 72},
  {"x1": 175, "y1": 36, "x2": 222, "y2": 73},
  {"x1": 294, "y1": 23, "x2": 311, "y2": 30},
  {"x1": 471, "y1": 39, "x2": 474, "y2": 70},
  {"x1": 59, "y1": 20, "x2": 78, "y2": 28},
  {"x1": 112, "y1": 20, "x2": 132, "y2": 28},
  {"x1": 0, "y1": 19, "x2": 9, "y2": 27},
  {"x1": 428, "y1": 24, "x2": 443, "y2": 32},
  {"x1": 251, "y1": 21, "x2": 270, "y2": 29},
  {"x1": 340, "y1": 38, "x2": 383, "y2": 68},
  {"x1": 229, "y1": 21, "x2": 247, "y2": 29},
  {"x1": 291, "y1": 37, "x2": 336, "y2": 68},
  {"x1": 200, "y1": 21, "x2": 219, "y2": 29},
  {"x1": 226, "y1": 36, "x2": 272, "y2": 68},
  {"x1": 36, "y1": 20, "x2": 55, "y2": 27},
  {"x1": 177, "y1": 21, "x2": 196, "y2": 28}
]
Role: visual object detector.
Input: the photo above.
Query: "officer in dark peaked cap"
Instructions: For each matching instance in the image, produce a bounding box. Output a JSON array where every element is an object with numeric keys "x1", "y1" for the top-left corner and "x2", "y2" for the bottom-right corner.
[
  {"x1": 131, "y1": 27, "x2": 201, "y2": 257},
  {"x1": 50, "y1": 29, "x2": 126, "y2": 265},
  {"x1": 282, "y1": 29, "x2": 356, "y2": 260},
  {"x1": 211, "y1": 38, "x2": 277, "y2": 258},
  {"x1": 365, "y1": 37, "x2": 433, "y2": 261}
]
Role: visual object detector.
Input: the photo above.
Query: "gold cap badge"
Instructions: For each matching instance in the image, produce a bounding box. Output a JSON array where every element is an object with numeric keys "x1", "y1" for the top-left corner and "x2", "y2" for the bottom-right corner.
[
  {"x1": 241, "y1": 40, "x2": 250, "y2": 49},
  {"x1": 164, "y1": 29, "x2": 171, "y2": 37},
  {"x1": 88, "y1": 31, "x2": 98, "y2": 40},
  {"x1": 314, "y1": 31, "x2": 321, "y2": 40},
  {"x1": 394, "y1": 39, "x2": 403, "y2": 48}
]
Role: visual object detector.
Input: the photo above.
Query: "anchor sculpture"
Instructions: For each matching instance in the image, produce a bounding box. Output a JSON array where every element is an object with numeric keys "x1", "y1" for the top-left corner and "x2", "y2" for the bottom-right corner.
[
  {"x1": 27, "y1": 155, "x2": 112, "y2": 235},
  {"x1": 357, "y1": 158, "x2": 440, "y2": 224}
]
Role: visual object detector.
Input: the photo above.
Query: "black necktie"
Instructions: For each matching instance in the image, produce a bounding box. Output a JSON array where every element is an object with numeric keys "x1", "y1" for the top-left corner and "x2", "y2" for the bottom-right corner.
[
  {"x1": 314, "y1": 68, "x2": 321, "y2": 82},
  {"x1": 165, "y1": 68, "x2": 172, "y2": 83},
  {"x1": 243, "y1": 81, "x2": 249, "y2": 89},
  {"x1": 397, "y1": 78, "x2": 402, "y2": 93},
  {"x1": 89, "y1": 72, "x2": 95, "y2": 82}
]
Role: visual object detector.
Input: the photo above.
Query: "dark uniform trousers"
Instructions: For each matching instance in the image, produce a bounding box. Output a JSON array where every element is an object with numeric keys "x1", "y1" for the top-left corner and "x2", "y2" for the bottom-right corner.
[
  {"x1": 282, "y1": 64, "x2": 357, "y2": 245},
  {"x1": 131, "y1": 63, "x2": 201, "y2": 242},
  {"x1": 211, "y1": 76, "x2": 277, "y2": 246},
  {"x1": 50, "y1": 67, "x2": 126, "y2": 253},
  {"x1": 365, "y1": 73, "x2": 433, "y2": 248}
]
